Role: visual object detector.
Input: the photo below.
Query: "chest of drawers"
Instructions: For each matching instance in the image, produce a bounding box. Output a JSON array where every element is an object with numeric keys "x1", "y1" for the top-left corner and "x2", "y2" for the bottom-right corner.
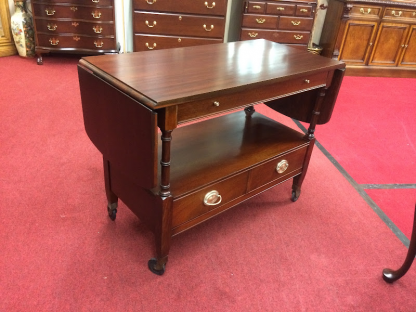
[
  {"x1": 133, "y1": 0, "x2": 228, "y2": 52},
  {"x1": 31, "y1": 0, "x2": 117, "y2": 64},
  {"x1": 240, "y1": 0, "x2": 317, "y2": 50}
]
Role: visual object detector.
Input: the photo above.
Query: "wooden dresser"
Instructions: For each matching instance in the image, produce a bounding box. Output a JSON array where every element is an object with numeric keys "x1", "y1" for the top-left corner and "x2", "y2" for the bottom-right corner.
[
  {"x1": 240, "y1": 0, "x2": 318, "y2": 50},
  {"x1": 320, "y1": 0, "x2": 416, "y2": 77},
  {"x1": 78, "y1": 40, "x2": 345, "y2": 275},
  {"x1": 31, "y1": 0, "x2": 118, "y2": 64},
  {"x1": 132, "y1": 0, "x2": 228, "y2": 52}
]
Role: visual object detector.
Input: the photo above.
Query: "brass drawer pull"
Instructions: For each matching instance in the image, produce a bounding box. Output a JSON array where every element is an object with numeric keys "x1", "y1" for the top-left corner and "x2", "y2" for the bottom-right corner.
[
  {"x1": 146, "y1": 0, "x2": 156, "y2": 3},
  {"x1": 291, "y1": 21, "x2": 301, "y2": 26},
  {"x1": 203, "y1": 24, "x2": 214, "y2": 31},
  {"x1": 294, "y1": 35, "x2": 303, "y2": 40},
  {"x1": 72, "y1": 22, "x2": 79, "y2": 27},
  {"x1": 92, "y1": 11, "x2": 101, "y2": 18},
  {"x1": 203, "y1": 190, "x2": 222, "y2": 206},
  {"x1": 276, "y1": 160, "x2": 289, "y2": 174},
  {"x1": 73, "y1": 36, "x2": 80, "y2": 41},
  {"x1": 49, "y1": 38, "x2": 59, "y2": 45},
  {"x1": 47, "y1": 24, "x2": 57, "y2": 31},
  {"x1": 248, "y1": 32, "x2": 258, "y2": 37},
  {"x1": 300, "y1": 9, "x2": 308, "y2": 12},
  {"x1": 94, "y1": 40, "x2": 104, "y2": 48},
  {"x1": 146, "y1": 20, "x2": 157, "y2": 27},
  {"x1": 360, "y1": 8, "x2": 371, "y2": 14},
  {"x1": 93, "y1": 26, "x2": 103, "y2": 33},
  {"x1": 391, "y1": 10, "x2": 402, "y2": 17},
  {"x1": 146, "y1": 42, "x2": 156, "y2": 49},
  {"x1": 276, "y1": 7, "x2": 285, "y2": 11},
  {"x1": 256, "y1": 18, "x2": 266, "y2": 24},
  {"x1": 92, "y1": 0, "x2": 99, "y2": 2},
  {"x1": 70, "y1": 7, "x2": 78, "y2": 11},
  {"x1": 304, "y1": 79, "x2": 310, "y2": 83},
  {"x1": 213, "y1": 101, "x2": 220, "y2": 107},
  {"x1": 253, "y1": 5, "x2": 261, "y2": 9},
  {"x1": 205, "y1": 1, "x2": 215, "y2": 9},
  {"x1": 45, "y1": 8, "x2": 55, "y2": 15}
]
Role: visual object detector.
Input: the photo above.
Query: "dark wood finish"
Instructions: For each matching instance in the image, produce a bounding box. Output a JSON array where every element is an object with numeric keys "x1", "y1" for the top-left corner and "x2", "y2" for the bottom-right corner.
[
  {"x1": 133, "y1": 0, "x2": 228, "y2": 52},
  {"x1": 240, "y1": 0, "x2": 318, "y2": 49},
  {"x1": 320, "y1": 0, "x2": 416, "y2": 77},
  {"x1": 31, "y1": 0, "x2": 117, "y2": 64},
  {"x1": 78, "y1": 40, "x2": 345, "y2": 274}
]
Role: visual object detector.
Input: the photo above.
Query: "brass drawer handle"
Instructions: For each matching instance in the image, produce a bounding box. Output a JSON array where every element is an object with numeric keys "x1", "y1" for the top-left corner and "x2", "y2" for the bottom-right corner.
[
  {"x1": 276, "y1": 7, "x2": 285, "y2": 11},
  {"x1": 294, "y1": 35, "x2": 303, "y2": 40},
  {"x1": 276, "y1": 160, "x2": 289, "y2": 174},
  {"x1": 146, "y1": 20, "x2": 157, "y2": 27},
  {"x1": 92, "y1": 0, "x2": 99, "y2": 2},
  {"x1": 305, "y1": 79, "x2": 310, "y2": 83},
  {"x1": 291, "y1": 21, "x2": 301, "y2": 25},
  {"x1": 146, "y1": 0, "x2": 156, "y2": 3},
  {"x1": 253, "y1": 5, "x2": 261, "y2": 9},
  {"x1": 203, "y1": 24, "x2": 214, "y2": 31},
  {"x1": 92, "y1": 11, "x2": 102, "y2": 18},
  {"x1": 205, "y1": 1, "x2": 215, "y2": 9},
  {"x1": 45, "y1": 8, "x2": 55, "y2": 15},
  {"x1": 391, "y1": 10, "x2": 402, "y2": 17},
  {"x1": 204, "y1": 190, "x2": 222, "y2": 206},
  {"x1": 93, "y1": 26, "x2": 103, "y2": 33},
  {"x1": 300, "y1": 9, "x2": 308, "y2": 12},
  {"x1": 146, "y1": 42, "x2": 156, "y2": 50},
  {"x1": 248, "y1": 32, "x2": 258, "y2": 37},
  {"x1": 213, "y1": 101, "x2": 220, "y2": 107},
  {"x1": 360, "y1": 8, "x2": 371, "y2": 14},
  {"x1": 49, "y1": 38, "x2": 59, "y2": 45},
  {"x1": 94, "y1": 40, "x2": 104, "y2": 48},
  {"x1": 72, "y1": 22, "x2": 79, "y2": 27},
  {"x1": 70, "y1": 6, "x2": 78, "y2": 12},
  {"x1": 47, "y1": 24, "x2": 57, "y2": 31},
  {"x1": 73, "y1": 36, "x2": 80, "y2": 41},
  {"x1": 256, "y1": 18, "x2": 266, "y2": 24}
]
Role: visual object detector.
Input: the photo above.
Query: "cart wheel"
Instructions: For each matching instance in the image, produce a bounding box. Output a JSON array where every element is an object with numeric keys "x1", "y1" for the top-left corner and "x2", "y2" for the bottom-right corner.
[
  {"x1": 291, "y1": 189, "x2": 301, "y2": 202},
  {"x1": 148, "y1": 258, "x2": 165, "y2": 276},
  {"x1": 107, "y1": 203, "x2": 117, "y2": 221}
]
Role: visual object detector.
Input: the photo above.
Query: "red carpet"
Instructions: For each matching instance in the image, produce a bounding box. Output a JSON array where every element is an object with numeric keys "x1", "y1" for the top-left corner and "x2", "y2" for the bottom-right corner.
[{"x1": 1, "y1": 55, "x2": 416, "y2": 311}]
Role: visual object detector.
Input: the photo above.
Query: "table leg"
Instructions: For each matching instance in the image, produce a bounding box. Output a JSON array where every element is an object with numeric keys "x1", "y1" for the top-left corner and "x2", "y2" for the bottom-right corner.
[{"x1": 103, "y1": 157, "x2": 118, "y2": 221}]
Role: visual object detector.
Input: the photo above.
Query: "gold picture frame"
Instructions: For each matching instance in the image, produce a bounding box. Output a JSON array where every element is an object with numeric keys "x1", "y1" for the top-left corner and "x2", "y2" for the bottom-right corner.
[{"x1": 0, "y1": 0, "x2": 17, "y2": 57}]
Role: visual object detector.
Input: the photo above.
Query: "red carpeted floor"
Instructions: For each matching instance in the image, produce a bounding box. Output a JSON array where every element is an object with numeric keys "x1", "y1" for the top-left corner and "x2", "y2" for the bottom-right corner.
[{"x1": 1, "y1": 55, "x2": 416, "y2": 311}]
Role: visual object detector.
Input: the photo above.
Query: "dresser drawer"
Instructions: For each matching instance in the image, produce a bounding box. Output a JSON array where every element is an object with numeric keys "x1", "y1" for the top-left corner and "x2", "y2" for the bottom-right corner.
[
  {"x1": 133, "y1": 0, "x2": 227, "y2": 16},
  {"x1": 242, "y1": 14, "x2": 279, "y2": 29},
  {"x1": 349, "y1": 5, "x2": 382, "y2": 18},
  {"x1": 279, "y1": 16, "x2": 313, "y2": 31},
  {"x1": 383, "y1": 7, "x2": 416, "y2": 20},
  {"x1": 247, "y1": 1, "x2": 266, "y2": 13},
  {"x1": 177, "y1": 71, "x2": 327, "y2": 123},
  {"x1": 133, "y1": 12, "x2": 225, "y2": 38},
  {"x1": 35, "y1": 20, "x2": 115, "y2": 36},
  {"x1": 266, "y1": 3, "x2": 296, "y2": 16},
  {"x1": 240, "y1": 28, "x2": 310, "y2": 44},
  {"x1": 33, "y1": 4, "x2": 114, "y2": 21},
  {"x1": 36, "y1": 34, "x2": 116, "y2": 50},
  {"x1": 247, "y1": 146, "x2": 308, "y2": 192},
  {"x1": 172, "y1": 172, "x2": 249, "y2": 228},
  {"x1": 295, "y1": 5, "x2": 314, "y2": 17},
  {"x1": 43, "y1": 0, "x2": 113, "y2": 5},
  {"x1": 134, "y1": 34, "x2": 222, "y2": 51}
]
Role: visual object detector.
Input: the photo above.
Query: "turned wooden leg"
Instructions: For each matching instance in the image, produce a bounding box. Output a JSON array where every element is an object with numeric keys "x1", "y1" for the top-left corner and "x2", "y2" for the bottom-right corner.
[
  {"x1": 383, "y1": 204, "x2": 416, "y2": 283},
  {"x1": 103, "y1": 157, "x2": 118, "y2": 221}
]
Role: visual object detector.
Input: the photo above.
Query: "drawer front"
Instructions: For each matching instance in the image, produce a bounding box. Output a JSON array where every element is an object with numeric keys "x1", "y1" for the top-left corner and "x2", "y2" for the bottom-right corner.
[
  {"x1": 33, "y1": 4, "x2": 114, "y2": 21},
  {"x1": 247, "y1": 1, "x2": 266, "y2": 13},
  {"x1": 36, "y1": 0, "x2": 113, "y2": 5},
  {"x1": 240, "y1": 28, "x2": 310, "y2": 44},
  {"x1": 134, "y1": 12, "x2": 225, "y2": 38},
  {"x1": 247, "y1": 146, "x2": 308, "y2": 192},
  {"x1": 242, "y1": 14, "x2": 279, "y2": 29},
  {"x1": 177, "y1": 71, "x2": 327, "y2": 123},
  {"x1": 296, "y1": 5, "x2": 314, "y2": 17},
  {"x1": 134, "y1": 34, "x2": 222, "y2": 51},
  {"x1": 36, "y1": 34, "x2": 116, "y2": 51},
  {"x1": 172, "y1": 172, "x2": 249, "y2": 228},
  {"x1": 350, "y1": 5, "x2": 382, "y2": 18},
  {"x1": 383, "y1": 8, "x2": 416, "y2": 20},
  {"x1": 266, "y1": 3, "x2": 296, "y2": 16},
  {"x1": 133, "y1": 0, "x2": 227, "y2": 16},
  {"x1": 279, "y1": 16, "x2": 313, "y2": 31},
  {"x1": 35, "y1": 20, "x2": 115, "y2": 36}
]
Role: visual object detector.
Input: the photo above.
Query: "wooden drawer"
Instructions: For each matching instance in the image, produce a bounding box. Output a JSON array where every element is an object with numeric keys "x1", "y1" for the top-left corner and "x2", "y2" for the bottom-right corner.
[
  {"x1": 133, "y1": 12, "x2": 225, "y2": 38},
  {"x1": 35, "y1": 19, "x2": 115, "y2": 36},
  {"x1": 134, "y1": 34, "x2": 222, "y2": 51},
  {"x1": 279, "y1": 16, "x2": 313, "y2": 31},
  {"x1": 33, "y1": 4, "x2": 114, "y2": 21},
  {"x1": 350, "y1": 5, "x2": 382, "y2": 18},
  {"x1": 242, "y1": 14, "x2": 279, "y2": 29},
  {"x1": 177, "y1": 71, "x2": 327, "y2": 123},
  {"x1": 247, "y1": 146, "x2": 308, "y2": 191},
  {"x1": 240, "y1": 28, "x2": 310, "y2": 44},
  {"x1": 36, "y1": 34, "x2": 116, "y2": 50},
  {"x1": 172, "y1": 172, "x2": 249, "y2": 228},
  {"x1": 133, "y1": 0, "x2": 227, "y2": 16},
  {"x1": 247, "y1": 1, "x2": 266, "y2": 13},
  {"x1": 296, "y1": 5, "x2": 314, "y2": 17},
  {"x1": 38, "y1": 0, "x2": 113, "y2": 5},
  {"x1": 266, "y1": 3, "x2": 296, "y2": 16},
  {"x1": 383, "y1": 8, "x2": 416, "y2": 20}
]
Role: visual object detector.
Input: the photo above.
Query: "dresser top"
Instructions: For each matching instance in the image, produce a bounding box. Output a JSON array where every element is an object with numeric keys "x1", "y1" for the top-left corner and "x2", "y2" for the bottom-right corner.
[{"x1": 79, "y1": 40, "x2": 344, "y2": 108}]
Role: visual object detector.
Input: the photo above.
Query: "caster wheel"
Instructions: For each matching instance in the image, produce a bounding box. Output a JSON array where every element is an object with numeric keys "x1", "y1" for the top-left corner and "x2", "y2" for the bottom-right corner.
[
  {"x1": 291, "y1": 189, "x2": 301, "y2": 202},
  {"x1": 107, "y1": 203, "x2": 117, "y2": 221},
  {"x1": 148, "y1": 258, "x2": 165, "y2": 276}
]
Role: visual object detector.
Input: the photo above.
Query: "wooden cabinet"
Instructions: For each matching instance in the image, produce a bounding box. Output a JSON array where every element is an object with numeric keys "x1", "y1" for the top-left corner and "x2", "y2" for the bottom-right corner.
[
  {"x1": 31, "y1": 0, "x2": 118, "y2": 64},
  {"x1": 132, "y1": 0, "x2": 228, "y2": 52},
  {"x1": 320, "y1": 0, "x2": 416, "y2": 77},
  {"x1": 240, "y1": 0, "x2": 318, "y2": 50}
]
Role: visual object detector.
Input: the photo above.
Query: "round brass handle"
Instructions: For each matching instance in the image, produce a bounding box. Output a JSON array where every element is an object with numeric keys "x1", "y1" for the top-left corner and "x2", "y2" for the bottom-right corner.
[
  {"x1": 146, "y1": 21, "x2": 157, "y2": 27},
  {"x1": 276, "y1": 160, "x2": 289, "y2": 174},
  {"x1": 146, "y1": 42, "x2": 156, "y2": 50},
  {"x1": 203, "y1": 24, "x2": 214, "y2": 31},
  {"x1": 204, "y1": 190, "x2": 222, "y2": 206},
  {"x1": 205, "y1": 1, "x2": 215, "y2": 9}
]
